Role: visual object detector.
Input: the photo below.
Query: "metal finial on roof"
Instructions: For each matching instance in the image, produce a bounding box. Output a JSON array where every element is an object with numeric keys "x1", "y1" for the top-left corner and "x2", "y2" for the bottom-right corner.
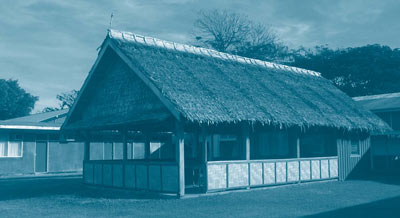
[{"x1": 109, "y1": 12, "x2": 114, "y2": 29}]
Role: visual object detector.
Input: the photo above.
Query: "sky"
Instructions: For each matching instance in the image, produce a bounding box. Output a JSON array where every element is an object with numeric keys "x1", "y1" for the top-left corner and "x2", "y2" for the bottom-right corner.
[{"x1": 1, "y1": 0, "x2": 400, "y2": 112}]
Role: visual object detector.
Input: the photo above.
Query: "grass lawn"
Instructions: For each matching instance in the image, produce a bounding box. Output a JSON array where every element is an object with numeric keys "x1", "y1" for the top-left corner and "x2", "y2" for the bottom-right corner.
[{"x1": 0, "y1": 176, "x2": 400, "y2": 218}]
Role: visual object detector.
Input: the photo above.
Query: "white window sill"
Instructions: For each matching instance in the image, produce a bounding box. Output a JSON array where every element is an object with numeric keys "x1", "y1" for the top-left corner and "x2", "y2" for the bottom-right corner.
[{"x1": 350, "y1": 154, "x2": 361, "y2": 158}]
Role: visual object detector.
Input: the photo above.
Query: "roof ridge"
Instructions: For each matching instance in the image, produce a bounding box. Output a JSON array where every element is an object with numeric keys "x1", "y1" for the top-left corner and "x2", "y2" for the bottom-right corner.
[{"x1": 108, "y1": 29, "x2": 321, "y2": 77}]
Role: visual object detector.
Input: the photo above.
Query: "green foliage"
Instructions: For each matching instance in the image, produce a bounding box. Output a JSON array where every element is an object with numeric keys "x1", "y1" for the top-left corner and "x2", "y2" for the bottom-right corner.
[
  {"x1": 0, "y1": 79, "x2": 38, "y2": 120},
  {"x1": 290, "y1": 44, "x2": 400, "y2": 97},
  {"x1": 42, "y1": 90, "x2": 78, "y2": 112}
]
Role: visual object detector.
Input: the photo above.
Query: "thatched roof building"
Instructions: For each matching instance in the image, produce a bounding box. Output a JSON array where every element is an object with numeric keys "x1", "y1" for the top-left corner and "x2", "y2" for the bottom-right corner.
[
  {"x1": 62, "y1": 29, "x2": 393, "y2": 197},
  {"x1": 64, "y1": 29, "x2": 388, "y2": 133}
]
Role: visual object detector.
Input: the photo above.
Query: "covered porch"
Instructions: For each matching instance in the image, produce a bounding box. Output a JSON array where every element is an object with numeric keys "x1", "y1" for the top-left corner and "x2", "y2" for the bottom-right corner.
[{"x1": 81, "y1": 123, "x2": 338, "y2": 196}]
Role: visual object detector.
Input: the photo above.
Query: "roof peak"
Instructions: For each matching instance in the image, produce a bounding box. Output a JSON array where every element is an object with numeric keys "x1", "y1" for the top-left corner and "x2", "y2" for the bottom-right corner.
[{"x1": 107, "y1": 29, "x2": 321, "y2": 77}]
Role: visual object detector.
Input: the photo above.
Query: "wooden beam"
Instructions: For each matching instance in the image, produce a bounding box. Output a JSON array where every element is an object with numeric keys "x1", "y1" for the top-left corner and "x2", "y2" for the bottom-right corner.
[
  {"x1": 200, "y1": 125, "x2": 208, "y2": 192},
  {"x1": 176, "y1": 121, "x2": 185, "y2": 197}
]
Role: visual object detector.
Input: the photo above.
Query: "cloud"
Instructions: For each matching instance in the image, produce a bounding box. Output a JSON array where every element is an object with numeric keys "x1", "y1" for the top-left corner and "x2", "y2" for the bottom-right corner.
[{"x1": 1, "y1": 0, "x2": 399, "y2": 112}]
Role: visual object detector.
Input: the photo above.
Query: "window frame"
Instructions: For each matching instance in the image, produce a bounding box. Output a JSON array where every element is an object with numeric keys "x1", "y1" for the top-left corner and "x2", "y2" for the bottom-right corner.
[
  {"x1": 0, "y1": 134, "x2": 24, "y2": 158},
  {"x1": 129, "y1": 141, "x2": 146, "y2": 160},
  {"x1": 350, "y1": 139, "x2": 361, "y2": 157}
]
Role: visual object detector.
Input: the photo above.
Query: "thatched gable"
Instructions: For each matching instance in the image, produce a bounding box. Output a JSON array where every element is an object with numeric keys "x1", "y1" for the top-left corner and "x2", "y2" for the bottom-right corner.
[{"x1": 63, "y1": 29, "x2": 390, "y2": 132}]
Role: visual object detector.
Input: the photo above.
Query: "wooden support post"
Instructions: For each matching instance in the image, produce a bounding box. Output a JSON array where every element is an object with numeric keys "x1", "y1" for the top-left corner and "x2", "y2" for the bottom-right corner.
[
  {"x1": 122, "y1": 130, "x2": 128, "y2": 161},
  {"x1": 176, "y1": 121, "x2": 185, "y2": 197},
  {"x1": 200, "y1": 125, "x2": 208, "y2": 192},
  {"x1": 296, "y1": 137, "x2": 300, "y2": 159},
  {"x1": 297, "y1": 136, "x2": 301, "y2": 183},
  {"x1": 83, "y1": 131, "x2": 90, "y2": 161},
  {"x1": 242, "y1": 124, "x2": 251, "y2": 161},
  {"x1": 144, "y1": 131, "x2": 150, "y2": 190},
  {"x1": 144, "y1": 132, "x2": 150, "y2": 161},
  {"x1": 370, "y1": 137, "x2": 374, "y2": 172},
  {"x1": 242, "y1": 124, "x2": 250, "y2": 188},
  {"x1": 121, "y1": 129, "x2": 128, "y2": 188}
]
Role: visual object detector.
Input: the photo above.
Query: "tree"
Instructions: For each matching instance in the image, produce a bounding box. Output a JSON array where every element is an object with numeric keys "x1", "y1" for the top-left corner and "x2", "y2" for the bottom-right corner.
[
  {"x1": 192, "y1": 9, "x2": 289, "y2": 62},
  {"x1": 42, "y1": 90, "x2": 78, "y2": 112},
  {"x1": 0, "y1": 79, "x2": 38, "y2": 120},
  {"x1": 290, "y1": 44, "x2": 400, "y2": 97}
]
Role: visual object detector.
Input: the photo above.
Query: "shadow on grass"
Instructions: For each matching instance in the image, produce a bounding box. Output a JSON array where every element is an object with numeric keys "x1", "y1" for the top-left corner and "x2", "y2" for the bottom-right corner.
[
  {"x1": 302, "y1": 195, "x2": 400, "y2": 218},
  {"x1": 350, "y1": 173, "x2": 400, "y2": 186},
  {"x1": 0, "y1": 177, "x2": 172, "y2": 201}
]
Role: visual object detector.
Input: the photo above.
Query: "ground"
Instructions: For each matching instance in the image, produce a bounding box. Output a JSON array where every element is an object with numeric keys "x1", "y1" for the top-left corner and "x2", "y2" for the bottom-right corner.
[{"x1": 0, "y1": 176, "x2": 400, "y2": 218}]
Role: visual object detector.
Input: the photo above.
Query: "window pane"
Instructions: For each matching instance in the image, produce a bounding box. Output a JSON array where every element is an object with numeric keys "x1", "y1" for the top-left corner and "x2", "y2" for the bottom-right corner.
[
  {"x1": 133, "y1": 142, "x2": 145, "y2": 159},
  {"x1": 90, "y1": 142, "x2": 104, "y2": 160},
  {"x1": 150, "y1": 142, "x2": 161, "y2": 159},
  {"x1": 113, "y1": 143, "x2": 123, "y2": 160},
  {"x1": 103, "y1": 142, "x2": 113, "y2": 160},
  {"x1": 127, "y1": 143, "x2": 132, "y2": 159},
  {"x1": 0, "y1": 141, "x2": 6, "y2": 157},
  {"x1": 8, "y1": 141, "x2": 22, "y2": 157}
]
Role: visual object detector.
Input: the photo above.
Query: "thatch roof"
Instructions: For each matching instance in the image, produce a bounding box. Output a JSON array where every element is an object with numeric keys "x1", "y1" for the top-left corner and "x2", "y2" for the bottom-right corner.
[{"x1": 63, "y1": 29, "x2": 390, "y2": 133}]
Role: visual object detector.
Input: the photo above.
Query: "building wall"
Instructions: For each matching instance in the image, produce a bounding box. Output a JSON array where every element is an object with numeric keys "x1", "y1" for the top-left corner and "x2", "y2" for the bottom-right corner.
[
  {"x1": 48, "y1": 141, "x2": 84, "y2": 173},
  {"x1": 337, "y1": 137, "x2": 371, "y2": 181},
  {"x1": 0, "y1": 130, "x2": 86, "y2": 177},
  {"x1": 370, "y1": 110, "x2": 400, "y2": 171},
  {"x1": 371, "y1": 136, "x2": 400, "y2": 171},
  {"x1": 0, "y1": 132, "x2": 35, "y2": 176}
]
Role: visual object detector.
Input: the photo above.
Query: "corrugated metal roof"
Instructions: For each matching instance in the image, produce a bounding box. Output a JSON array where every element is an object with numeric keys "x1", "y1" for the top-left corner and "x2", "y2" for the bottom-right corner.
[
  {"x1": 353, "y1": 92, "x2": 400, "y2": 112},
  {"x1": 0, "y1": 109, "x2": 69, "y2": 129}
]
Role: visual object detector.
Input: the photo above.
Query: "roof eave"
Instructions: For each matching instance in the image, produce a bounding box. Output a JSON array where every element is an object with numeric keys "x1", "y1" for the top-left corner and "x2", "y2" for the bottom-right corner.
[{"x1": 0, "y1": 125, "x2": 60, "y2": 131}]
